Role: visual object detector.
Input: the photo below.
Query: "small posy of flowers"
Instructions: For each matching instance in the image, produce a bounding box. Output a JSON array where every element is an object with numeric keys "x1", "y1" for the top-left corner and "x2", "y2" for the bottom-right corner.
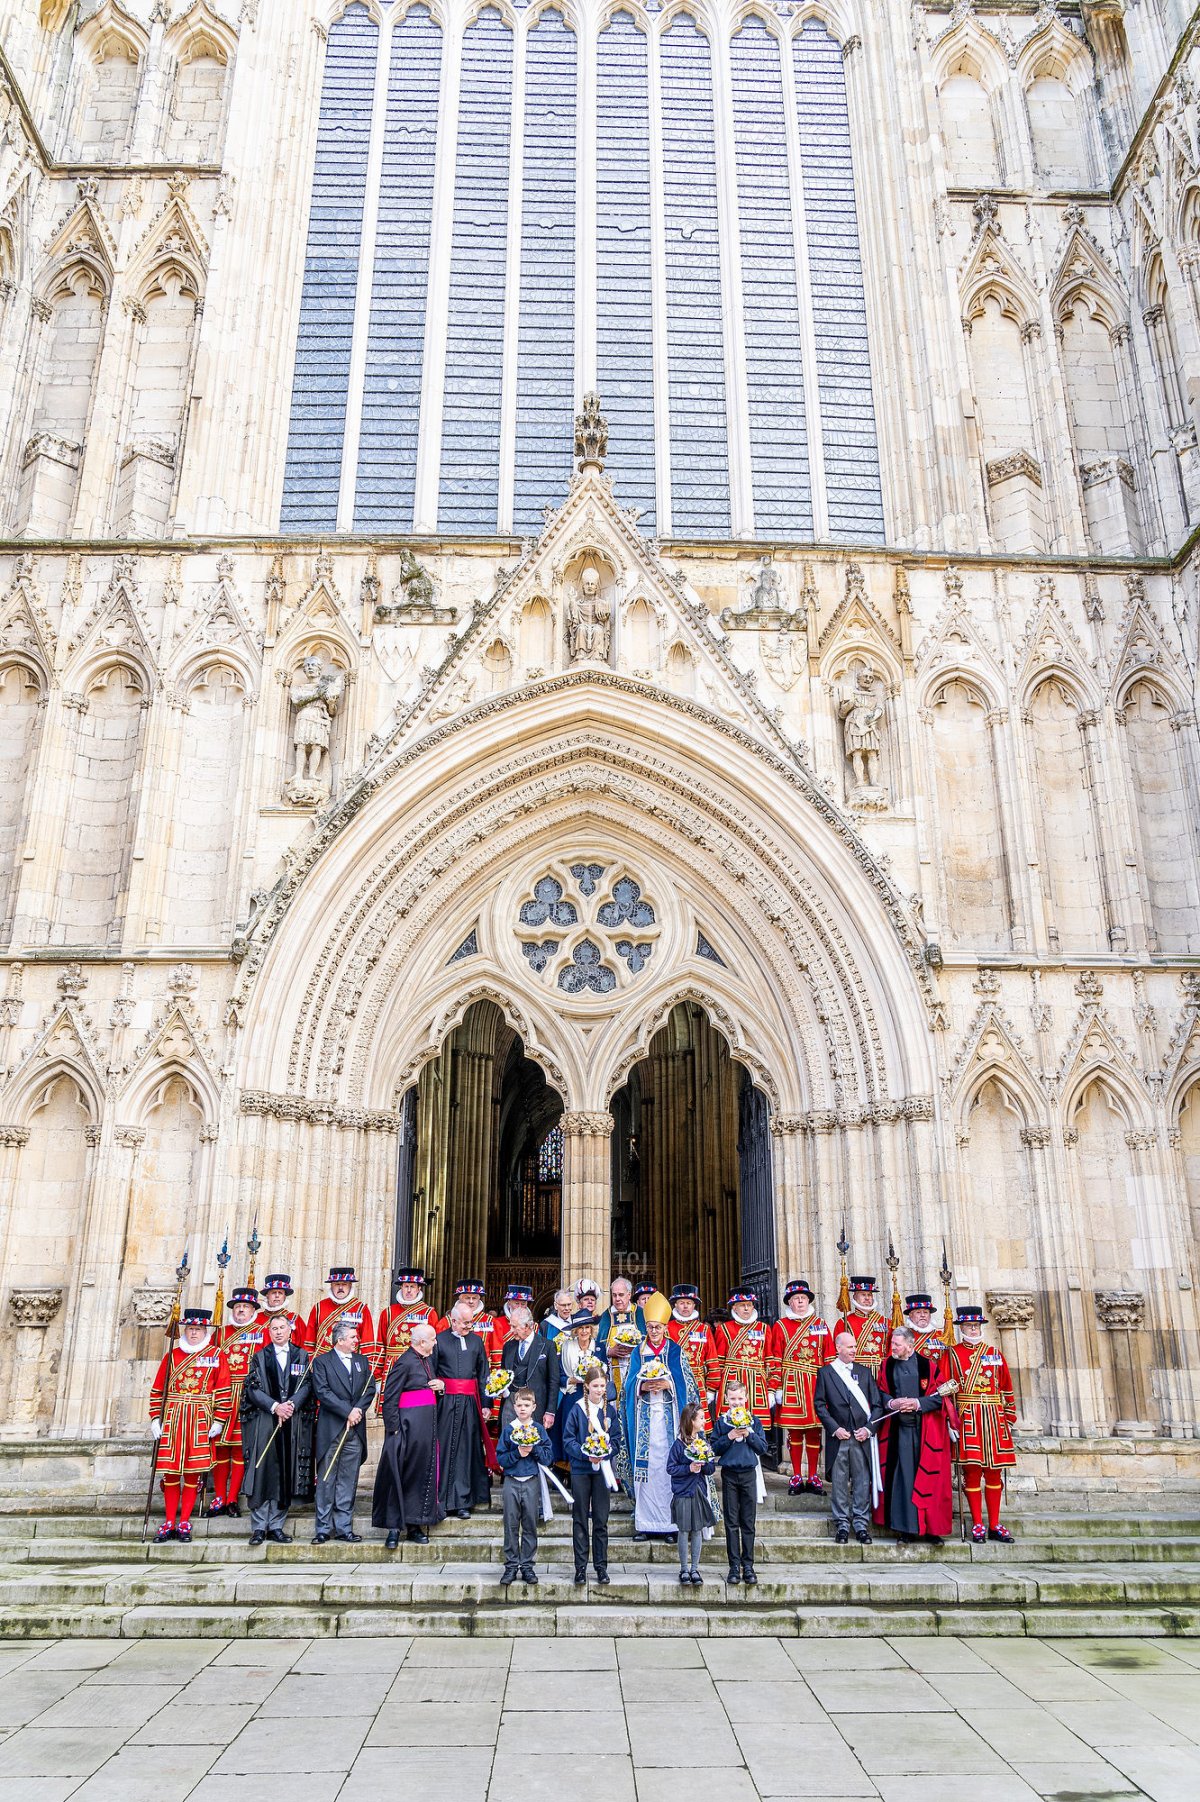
[
  {"x1": 638, "y1": 1358, "x2": 669, "y2": 1384},
  {"x1": 510, "y1": 1421, "x2": 541, "y2": 1447},
  {"x1": 485, "y1": 1370, "x2": 514, "y2": 1399},
  {"x1": 685, "y1": 1438, "x2": 713, "y2": 1463},
  {"x1": 582, "y1": 1429, "x2": 612, "y2": 1460},
  {"x1": 576, "y1": 1356, "x2": 606, "y2": 1384},
  {"x1": 611, "y1": 1324, "x2": 643, "y2": 1349},
  {"x1": 727, "y1": 1407, "x2": 754, "y2": 1429}
]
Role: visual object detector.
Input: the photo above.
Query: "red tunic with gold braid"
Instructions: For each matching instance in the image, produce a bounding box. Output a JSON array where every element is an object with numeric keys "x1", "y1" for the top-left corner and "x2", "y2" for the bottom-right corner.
[
  {"x1": 254, "y1": 1306, "x2": 305, "y2": 1347},
  {"x1": 669, "y1": 1317, "x2": 715, "y2": 1429},
  {"x1": 148, "y1": 1343, "x2": 233, "y2": 1478},
  {"x1": 947, "y1": 1339, "x2": 1017, "y2": 1468},
  {"x1": 911, "y1": 1326, "x2": 952, "y2": 1385},
  {"x1": 835, "y1": 1309, "x2": 889, "y2": 1376},
  {"x1": 706, "y1": 1318, "x2": 773, "y2": 1423},
  {"x1": 214, "y1": 1324, "x2": 261, "y2": 1453},
  {"x1": 373, "y1": 1301, "x2": 439, "y2": 1406},
  {"x1": 305, "y1": 1297, "x2": 376, "y2": 1362},
  {"x1": 771, "y1": 1312, "x2": 835, "y2": 1429}
]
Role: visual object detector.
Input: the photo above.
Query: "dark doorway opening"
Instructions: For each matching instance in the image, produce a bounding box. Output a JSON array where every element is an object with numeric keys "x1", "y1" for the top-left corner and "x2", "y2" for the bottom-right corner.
[
  {"x1": 393, "y1": 1000, "x2": 563, "y2": 1316},
  {"x1": 609, "y1": 999, "x2": 778, "y2": 1316}
]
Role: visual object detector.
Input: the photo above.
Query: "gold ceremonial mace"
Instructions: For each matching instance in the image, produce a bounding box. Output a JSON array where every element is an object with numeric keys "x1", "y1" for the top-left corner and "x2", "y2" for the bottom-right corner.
[
  {"x1": 886, "y1": 1230, "x2": 904, "y2": 1329},
  {"x1": 836, "y1": 1220, "x2": 851, "y2": 1319},
  {"x1": 213, "y1": 1233, "x2": 230, "y2": 1329}
]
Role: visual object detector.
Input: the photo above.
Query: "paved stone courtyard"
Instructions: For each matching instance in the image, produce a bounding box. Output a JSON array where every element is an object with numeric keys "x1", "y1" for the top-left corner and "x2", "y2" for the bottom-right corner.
[{"x1": 1, "y1": 1633, "x2": 1198, "y2": 1802}]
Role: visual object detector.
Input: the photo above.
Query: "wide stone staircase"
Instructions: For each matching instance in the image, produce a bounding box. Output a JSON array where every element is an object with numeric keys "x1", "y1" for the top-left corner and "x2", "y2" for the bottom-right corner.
[{"x1": 2, "y1": 1487, "x2": 1199, "y2": 1639}]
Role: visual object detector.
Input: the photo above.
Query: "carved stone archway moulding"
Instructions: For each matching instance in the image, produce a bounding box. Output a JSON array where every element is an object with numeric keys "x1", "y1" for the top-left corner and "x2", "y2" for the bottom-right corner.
[{"x1": 230, "y1": 707, "x2": 937, "y2": 1119}]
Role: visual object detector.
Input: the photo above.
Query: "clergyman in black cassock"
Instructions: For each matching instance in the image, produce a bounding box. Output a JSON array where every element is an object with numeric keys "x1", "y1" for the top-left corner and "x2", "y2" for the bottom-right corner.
[
  {"x1": 434, "y1": 1321, "x2": 492, "y2": 1515},
  {"x1": 240, "y1": 1339, "x2": 314, "y2": 1542},
  {"x1": 372, "y1": 1343, "x2": 445, "y2": 1542}
]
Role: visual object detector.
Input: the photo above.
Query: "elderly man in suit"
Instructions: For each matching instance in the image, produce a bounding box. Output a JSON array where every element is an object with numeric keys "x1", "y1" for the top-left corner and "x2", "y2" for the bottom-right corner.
[
  {"x1": 311, "y1": 1318, "x2": 376, "y2": 1544},
  {"x1": 498, "y1": 1305, "x2": 560, "y2": 1432},
  {"x1": 813, "y1": 1328, "x2": 885, "y2": 1546}
]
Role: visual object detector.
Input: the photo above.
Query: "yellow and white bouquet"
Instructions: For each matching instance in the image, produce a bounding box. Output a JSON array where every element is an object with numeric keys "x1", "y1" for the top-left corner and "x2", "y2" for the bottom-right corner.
[
  {"x1": 638, "y1": 1358, "x2": 669, "y2": 1385},
  {"x1": 685, "y1": 1437, "x2": 713, "y2": 1463},
  {"x1": 611, "y1": 1323, "x2": 643, "y2": 1350},
  {"x1": 727, "y1": 1406, "x2": 754, "y2": 1429},
  {"x1": 582, "y1": 1428, "x2": 612, "y2": 1460},
  {"x1": 509, "y1": 1421, "x2": 541, "y2": 1448},
  {"x1": 575, "y1": 1355, "x2": 606, "y2": 1385},
  {"x1": 484, "y1": 1369, "x2": 513, "y2": 1400}
]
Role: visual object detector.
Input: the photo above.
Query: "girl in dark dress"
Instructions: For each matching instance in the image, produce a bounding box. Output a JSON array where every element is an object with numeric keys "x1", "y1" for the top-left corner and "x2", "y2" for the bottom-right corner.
[{"x1": 666, "y1": 1401, "x2": 717, "y2": 1585}]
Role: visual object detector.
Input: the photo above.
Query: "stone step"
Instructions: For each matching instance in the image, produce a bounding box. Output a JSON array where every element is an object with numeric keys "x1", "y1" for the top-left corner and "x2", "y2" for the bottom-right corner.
[
  {"x1": 3, "y1": 1557, "x2": 1199, "y2": 1613},
  {"x1": 7, "y1": 1530, "x2": 1200, "y2": 1569}
]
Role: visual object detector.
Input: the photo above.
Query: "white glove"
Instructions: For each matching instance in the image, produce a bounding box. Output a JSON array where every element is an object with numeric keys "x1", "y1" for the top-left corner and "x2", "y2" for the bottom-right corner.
[
  {"x1": 706, "y1": 1391, "x2": 716, "y2": 1404},
  {"x1": 150, "y1": 1419, "x2": 162, "y2": 1440},
  {"x1": 208, "y1": 1422, "x2": 222, "y2": 1439},
  {"x1": 771, "y1": 1390, "x2": 782, "y2": 1408}
]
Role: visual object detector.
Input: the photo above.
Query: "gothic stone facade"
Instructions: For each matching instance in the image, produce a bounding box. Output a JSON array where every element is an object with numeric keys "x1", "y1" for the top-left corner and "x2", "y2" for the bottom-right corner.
[{"x1": 1, "y1": 0, "x2": 1200, "y2": 1468}]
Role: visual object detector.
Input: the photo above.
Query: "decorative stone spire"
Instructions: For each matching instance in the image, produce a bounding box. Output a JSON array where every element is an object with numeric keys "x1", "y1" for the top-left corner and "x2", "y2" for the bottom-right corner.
[{"x1": 574, "y1": 392, "x2": 607, "y2": 472}]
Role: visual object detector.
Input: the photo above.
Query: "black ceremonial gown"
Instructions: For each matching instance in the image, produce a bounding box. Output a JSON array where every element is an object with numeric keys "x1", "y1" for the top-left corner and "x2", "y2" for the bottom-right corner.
[
  {"x1": 878, "y1": 1352, "x2": 943, "y2": 1537},
  {"x1": 433, "y1": 1328, "x2": 491, "y2": 1511},
  {"x1": 240, "y1": 1344, "x2": 315, "y2": 1510},
  {"x1": 371, "y1": 1347, "x2": 444, "y2": 1530}
]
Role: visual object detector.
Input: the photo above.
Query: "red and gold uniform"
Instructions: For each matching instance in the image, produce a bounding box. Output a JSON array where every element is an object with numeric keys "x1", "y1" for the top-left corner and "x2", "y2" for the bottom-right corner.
[
  {"x1": 911, "y1": 1326, "x2": 951, "y2": 1383},
  {"x1": 707, "y1": 1298, "x2": 773, "y2": 1424},
  {"x1": 772, "y1": 1286, "x2": 834, "y2": 1488},
  {"x1": 947, "y1": 1310, "x2": 1017, "y2": 1541},
  {"x1": 669, "y1": 1311, "x2": 714, "y2": 1430},
  {"x1": 305, "y1": 1267, "x2": 375, "y2": 1364},
  {"x1": 212, "y1": 1293, "x2": 261, "y2": 1511},
  {"x1": 149, "y1": 1318, "x2": 233, "y2": 1536},
  {"x1": 837, "y1": 1282, "x2": 889, "y2": 1375},
  {"x1": 255, "y1": 1272, "x2": 304, "y2": 1346}
]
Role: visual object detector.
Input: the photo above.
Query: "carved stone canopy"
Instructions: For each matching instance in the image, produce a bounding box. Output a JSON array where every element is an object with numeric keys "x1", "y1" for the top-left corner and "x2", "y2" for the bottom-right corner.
[
  {"x1": 985, "y1": 1290, "x2": 1036, "y2": 1330},
  {"x1": 1094, "y1": 1289, "x2": 1145, "y2": 1330},
  {"x1": 574, "y1": 393, "x2": 607, "y2": 472},
  {"x1": 9, "y1": 1286, "x2": 64, "y2": 1327},
  {"x1": 131, "y1": 1286, "x2": 177, "y2": 1329}
]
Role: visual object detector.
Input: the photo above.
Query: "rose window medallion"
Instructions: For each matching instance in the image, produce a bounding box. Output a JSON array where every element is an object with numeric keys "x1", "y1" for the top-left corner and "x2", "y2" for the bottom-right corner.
[{"x1": 515, "y1": 865, "x2": 659, "y2": 997}]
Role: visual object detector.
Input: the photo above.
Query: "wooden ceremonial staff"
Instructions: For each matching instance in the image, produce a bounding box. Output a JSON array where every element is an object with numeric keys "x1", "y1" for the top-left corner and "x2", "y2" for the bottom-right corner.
[
  {"x1": 320, "y1": 1375, "x2": 374, "y2": 1484},
  {"x1": 252, "y1": 1362, "x2": 313, "y2": 1473},
  {"x1": 141, "y1": 1246, "x2": 190, "y2": 1542},
  {"x1": 940, "y1": 1239, "x2": 965, "y2": 1543}
]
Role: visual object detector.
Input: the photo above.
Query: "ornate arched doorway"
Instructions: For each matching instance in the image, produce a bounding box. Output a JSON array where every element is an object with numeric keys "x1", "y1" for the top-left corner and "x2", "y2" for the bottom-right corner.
[{"x1": 230, "y1": 672, "x2": 938, "y2": 1310}]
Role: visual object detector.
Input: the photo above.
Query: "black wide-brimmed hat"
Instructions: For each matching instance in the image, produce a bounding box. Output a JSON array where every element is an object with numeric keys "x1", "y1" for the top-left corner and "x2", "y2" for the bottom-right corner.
[
  {"x1": 395, "y1": 1268, "x2": 425, "y2": 1288},
  {"x1": 455, "y1": 1279, "x2": 485, "y2": 1299},
  {"x1": 263, "y1": 1273, "x2": 293, "y2": 1295},
  {"x1": 849, "y1": 1275, "x2": 877, "y2": 1292},
  {"x1": 784, "y1": 1280, "x2": 814, "y2": 1302},
  {"x1": 670, "y1": 1284, "x2": 699, "y2": 1302},
  {"x1": 567, "y1": 1309, "x2": 600, "y2": 1331},
  {"x1": 328, "y1": 1266, "x2": 356, "y2": 1285},
  {"x1": 182, "y1": 1307, "x2": 212, "y2": 1325},
  {"x1": 905, "y1": 1293, "x2": 934, "y2": 1313},
  {"x1": 955, "y1": 1304, "x2": 986, "y2": 1325},
  {"x1": 230, "y1": 1288, "x2": 259, "y2": 1309}
]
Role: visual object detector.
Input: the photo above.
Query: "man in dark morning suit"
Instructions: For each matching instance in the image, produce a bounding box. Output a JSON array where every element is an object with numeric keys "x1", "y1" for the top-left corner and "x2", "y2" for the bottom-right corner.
[
  {"x1": 310, "y1": 1318, "x2": 377, "y2": 1543},
  {"x1": 498, "y1": 1306, "x2": 560, "y2": 1431},
  {"x1": 813, "y1": 1328, "x2": 885, "y2": 1546},
  {"x1": 240, "y1": 1310, "x2": 314, "y2": 1544}
]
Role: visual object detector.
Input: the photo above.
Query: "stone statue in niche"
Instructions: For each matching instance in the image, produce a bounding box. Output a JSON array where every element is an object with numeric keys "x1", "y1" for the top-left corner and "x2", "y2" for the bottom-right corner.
[
  {"x1": 747, "y1": 558, "x2": 784, "y2": 612},
  {"x1": 837, "y1": 662, "x2": 887, "y2": 805},
  {"x1": 566, "y1": 564, "x2": 612, "y2": 664},
  {"x1": 286, "y1": 654, "x2": 343, "y2": 803}
]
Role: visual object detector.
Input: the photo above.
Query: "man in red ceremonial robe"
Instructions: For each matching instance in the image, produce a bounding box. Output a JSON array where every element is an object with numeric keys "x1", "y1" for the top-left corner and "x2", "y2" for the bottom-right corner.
[
  {"x1": 707, "y1": 1289, "x2": 773, "y2": 1426},
  {"x1": 772, "y1": 1280, "x2": 835, "y2": 1494},
  {"x1": 374, "y1": 1266, "x2": 439, "y2": 1410},
  {"x1": 873, "y1": 1324, "x2": 954, "y2": 1543},
  {"x1": 438, "y1": 1278, "x2": 507, "y2": 1367},
  {"x1": 212, "y1": 1286, "x2": 261, "y2": 1516},
  {"x1": 148, "y1": 1307, "x2": 233, "y2": 1542},
  {"x1": 904, "y1": 1292, "x2": 951, "y2": 1380},
  {"x1": 947, "y1": 1303, "x2": 1017, "y2": 1543},
  {"x1": 836, "y1": 1275, "x2": 889, "y2": 1376},
  {"x1": 667, "y1": 1284, "x2": 713, "y2": 1429},
  {"x1": 305, "y1": 1265, "x2": 375, "y2": 1365},
  {"x1": 255, "y1": 1272, "x2": 305, "y2": 1346}
]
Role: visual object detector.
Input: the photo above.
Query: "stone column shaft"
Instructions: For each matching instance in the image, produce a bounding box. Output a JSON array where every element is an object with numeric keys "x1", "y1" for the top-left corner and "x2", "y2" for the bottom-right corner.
[{"x1": 560, "y1": 1111, "x2": 613, "y2": 1287}]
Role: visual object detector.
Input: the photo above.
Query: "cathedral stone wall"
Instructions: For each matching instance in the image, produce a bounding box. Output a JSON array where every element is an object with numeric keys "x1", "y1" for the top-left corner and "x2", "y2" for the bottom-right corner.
[{"x1": 1, "y1": 0, "x2": 1200, "y2": 1471}]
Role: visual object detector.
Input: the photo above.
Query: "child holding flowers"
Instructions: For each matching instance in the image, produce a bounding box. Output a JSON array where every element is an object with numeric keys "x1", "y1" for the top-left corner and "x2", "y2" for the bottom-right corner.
[
  {"x1": 666, "y1": 1402, "x2": 717, "y2": 1584},
  {"x1": 562, "y1": 1366, "x2": 622, "y2": 1585},
  {"x1": 712, "y1": 1379, "x2": 771, "y2": 1586},
  {"x1": 495, "y1": 1385, "x2": 554, "y2": 1587}
]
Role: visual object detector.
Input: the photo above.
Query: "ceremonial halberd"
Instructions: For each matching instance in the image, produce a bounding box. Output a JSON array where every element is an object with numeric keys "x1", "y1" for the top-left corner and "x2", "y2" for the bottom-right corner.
[{"x1": 0, "y1": 0, "x2": 1199, "y2": 1502}]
